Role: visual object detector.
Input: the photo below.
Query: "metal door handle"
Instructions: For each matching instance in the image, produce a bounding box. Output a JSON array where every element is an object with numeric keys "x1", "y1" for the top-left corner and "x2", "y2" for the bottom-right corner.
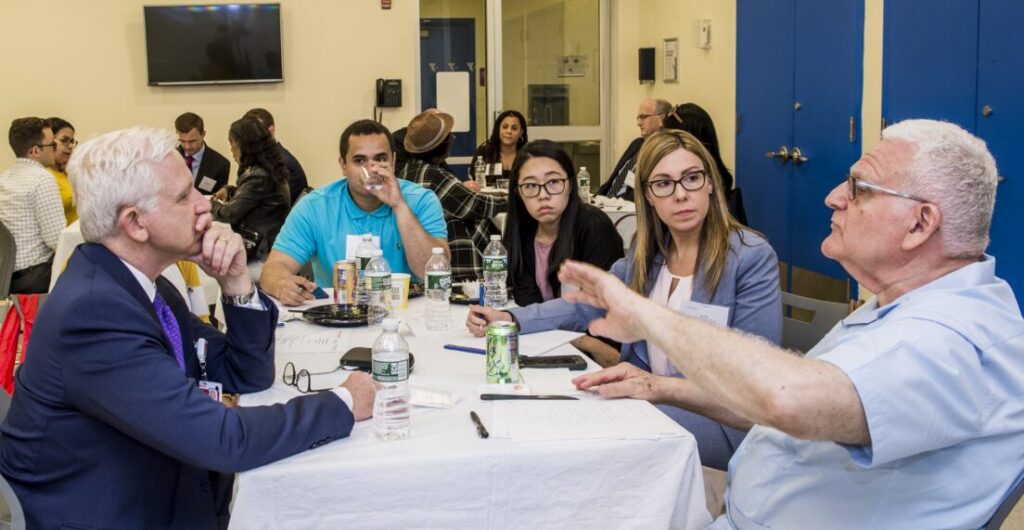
[
  {"x1": 789, "y1": 147, "x2": 808, "y2": 164},
  {"x1": 765, "y1": 146, "x2": 790, "y2": 160}
]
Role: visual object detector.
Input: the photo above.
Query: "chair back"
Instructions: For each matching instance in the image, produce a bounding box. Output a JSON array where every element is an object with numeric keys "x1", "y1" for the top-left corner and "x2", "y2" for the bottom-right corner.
[
  {"x1": 0, "y1": 220, "x2": 15, "y2": 300},
  {"x1": 613, "y1": 213, "x2": 637, "y2": 252},
  {"x1": 781, "y1": 292, "x2": 848, "y2": 353},
  {"x1": 985, "y1": 469, "x2": 1024, "y2": 529},
  {"x1": 0, "y1": 390, "x2": 26, "y2": 530}
]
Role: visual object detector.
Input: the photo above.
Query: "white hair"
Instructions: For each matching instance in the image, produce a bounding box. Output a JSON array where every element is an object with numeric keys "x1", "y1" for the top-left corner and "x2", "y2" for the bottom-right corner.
[
  {"x1": 882, "y1": 119, "x2": 998, "y2": 258},
  {"x1": 66, "y1": 127, "x2": 179, "y2": 243}
]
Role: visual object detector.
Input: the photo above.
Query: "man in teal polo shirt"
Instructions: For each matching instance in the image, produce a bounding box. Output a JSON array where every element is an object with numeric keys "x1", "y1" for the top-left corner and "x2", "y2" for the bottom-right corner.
[{"x1": 261, "y1": 119, "x2": 449, "y2": 305}]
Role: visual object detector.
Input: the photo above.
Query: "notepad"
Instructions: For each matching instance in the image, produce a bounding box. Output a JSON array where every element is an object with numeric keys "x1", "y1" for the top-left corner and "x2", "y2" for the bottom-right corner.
[
  {"x1": 448, "y1": 329, "x2": 582, "y2": 356},
  {"x1": 491, "y1": 399, "x2": 687, "y2": 442}
]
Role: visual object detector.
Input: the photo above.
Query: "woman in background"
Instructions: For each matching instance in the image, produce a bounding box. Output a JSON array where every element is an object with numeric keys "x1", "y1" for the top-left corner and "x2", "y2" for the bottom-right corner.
[
  {"x1": 469, "y1": 110, "x2": 528, "y2": 186},
  {"x1": 662, "y1": 103, "x2": 747, "y2": 224},
  {"x1": 46, "y1": 117, "x2": 77, "y2": 224},
  {"x1": 468, "y1": 130, "x2": 781, "y2": 470},
  {"x1": 211, "y1": 117, "x2": 291, "y2": 281}
]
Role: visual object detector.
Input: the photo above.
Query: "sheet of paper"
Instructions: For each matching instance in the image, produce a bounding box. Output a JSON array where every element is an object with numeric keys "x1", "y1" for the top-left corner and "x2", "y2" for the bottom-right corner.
[
  {"x1": 448, "y1": 329, "x2": 583, "y2": 356},
  {"x1": 491, "y1": 399, "x2": 686, "y2": 442},
  {"x1": 276, "y1": 327, "x2": 349, "y2": 354}
]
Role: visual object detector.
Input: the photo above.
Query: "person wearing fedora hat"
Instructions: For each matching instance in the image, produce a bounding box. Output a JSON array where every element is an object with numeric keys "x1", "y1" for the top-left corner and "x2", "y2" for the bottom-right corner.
[
  {"x1": 260, "y1": 119, "x2": 449, "y2": 305},
  {"x1": 397, "y1": 110, "x2": 507, "y2": 282}
]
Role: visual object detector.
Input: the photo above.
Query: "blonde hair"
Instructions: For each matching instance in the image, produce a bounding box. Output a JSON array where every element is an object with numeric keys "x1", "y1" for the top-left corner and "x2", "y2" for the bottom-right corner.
[{"x1": 630, "y1": 130, "x2": 743, "y2": 294}]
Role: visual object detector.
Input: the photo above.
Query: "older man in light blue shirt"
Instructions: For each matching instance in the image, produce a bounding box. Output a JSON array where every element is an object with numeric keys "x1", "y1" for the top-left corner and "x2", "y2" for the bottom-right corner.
[{"x1": 565, "y1": 119, "x2": 1024, "y2": 529}]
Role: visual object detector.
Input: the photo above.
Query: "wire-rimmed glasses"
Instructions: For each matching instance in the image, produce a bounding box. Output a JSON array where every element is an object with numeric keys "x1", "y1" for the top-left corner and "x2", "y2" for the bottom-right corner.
[
  {"x1": 282, "y1": 362, "x2": 343, "y2": 393},
  {"x1": 846, "y1": 174, "x2": 928, "y2": 203}
]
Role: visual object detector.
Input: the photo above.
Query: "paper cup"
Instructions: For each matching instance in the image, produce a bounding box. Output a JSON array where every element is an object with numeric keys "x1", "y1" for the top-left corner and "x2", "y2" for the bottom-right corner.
[{"x1": 391, "y1": 273, "x2": 411, "y2": 309}]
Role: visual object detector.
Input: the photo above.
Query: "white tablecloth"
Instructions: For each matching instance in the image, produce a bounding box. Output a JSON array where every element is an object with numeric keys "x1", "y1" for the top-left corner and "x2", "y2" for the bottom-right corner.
[{"x1": 230, "y1": 300, "x2": 711, "y2": 529}]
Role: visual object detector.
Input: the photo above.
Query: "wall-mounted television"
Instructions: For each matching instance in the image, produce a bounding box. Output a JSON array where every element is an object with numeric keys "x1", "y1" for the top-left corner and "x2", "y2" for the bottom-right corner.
[{"x1": 144, "y1": 4, "x2": 283, "y2": 86}]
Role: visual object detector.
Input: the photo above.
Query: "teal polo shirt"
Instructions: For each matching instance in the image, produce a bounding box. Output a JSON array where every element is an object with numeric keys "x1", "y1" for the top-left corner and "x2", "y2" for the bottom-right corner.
[{"x1": 272, "y1": 178, "x2": 447, "y2": 285}]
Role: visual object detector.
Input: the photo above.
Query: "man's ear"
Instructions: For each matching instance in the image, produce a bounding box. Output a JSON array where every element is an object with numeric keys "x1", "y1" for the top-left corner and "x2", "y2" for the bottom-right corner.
[
  {"x1": 117, "y1": 206, "x2": 149, "y2": 244},
  {"x1": 902, "y1": 203, "x2": 941, "y2": 252}
]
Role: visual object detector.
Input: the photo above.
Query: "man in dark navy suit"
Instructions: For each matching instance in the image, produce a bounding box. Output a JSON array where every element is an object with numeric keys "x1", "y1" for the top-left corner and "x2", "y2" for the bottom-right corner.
[
  {"x1": 175, "y1": 112, "x2": 231, "y2": 194},
  {"x1": 0, "y1": 126, "x2": 374, "y2": 529}
]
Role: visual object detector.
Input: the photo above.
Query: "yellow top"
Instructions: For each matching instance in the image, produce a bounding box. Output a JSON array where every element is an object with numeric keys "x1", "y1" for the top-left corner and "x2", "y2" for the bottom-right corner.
[{"x1": 48, "y1": 167, "x2": 78, "y2": 225}]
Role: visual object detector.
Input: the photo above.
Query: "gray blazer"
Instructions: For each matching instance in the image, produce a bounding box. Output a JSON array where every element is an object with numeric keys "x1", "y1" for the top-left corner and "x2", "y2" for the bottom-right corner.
[{"x1": 511, "y1": 228, "x2": 782, "y2": 469}]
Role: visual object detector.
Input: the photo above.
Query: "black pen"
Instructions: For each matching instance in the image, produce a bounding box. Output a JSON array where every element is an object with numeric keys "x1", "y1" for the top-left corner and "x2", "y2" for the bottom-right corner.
[{"x1": 469, "y1": 410, "x2": 489, "y2": 439}]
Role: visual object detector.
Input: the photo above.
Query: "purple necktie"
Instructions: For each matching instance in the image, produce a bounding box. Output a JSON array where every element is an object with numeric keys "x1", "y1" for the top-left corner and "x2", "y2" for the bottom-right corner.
[
  {"x1": 153, "y1": 292, "x2": 186, "y2": 372},
  {"x1": 185, "y1": 154, "x2": 195, "y2": 171}
]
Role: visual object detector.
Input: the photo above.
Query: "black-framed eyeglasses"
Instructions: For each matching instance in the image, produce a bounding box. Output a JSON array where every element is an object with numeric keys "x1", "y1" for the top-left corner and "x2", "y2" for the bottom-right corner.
[
  {"x1": 518, "y1": 178, "x2": 568, "y2": 198},
  {"x1": 35, "y1": 142, "x2": 57, "y2": 150},
  {"x1": 646, "y1": 171, "x2": 707, "y2": 198},
  {"x1": 846, "y1": 175, "x2": 927, "y2": 203},
  {"x1": 282, "y1": 361, "x2": 344, "y2": 393},
  {"x1": 57, "y1": 136, "x2": 78, "y2": 148}
]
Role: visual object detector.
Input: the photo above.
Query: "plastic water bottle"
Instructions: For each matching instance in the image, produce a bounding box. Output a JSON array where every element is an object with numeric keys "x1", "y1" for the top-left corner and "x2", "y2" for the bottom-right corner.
[
  {"x1": 483, "y1": 235, "x2": 508, "y2": 308},
  {"x1": 366, "y1": 249, "x2": 392, "y2": 327},
  {"x1": 372, "y1": 318, "x2": 410, "y2": 441},
  {"x1": 424, "y1": 247, "x2": 451, "y2": 331},
  {"x1": 473, "y1": 157, "x2": 487, "y2": 188},
  {"x1": 355, "y1": 234, "x2": 376, "y2": 305},
  {"x1": 577, "y1": 166, "x2": 591, "y2": 202}
]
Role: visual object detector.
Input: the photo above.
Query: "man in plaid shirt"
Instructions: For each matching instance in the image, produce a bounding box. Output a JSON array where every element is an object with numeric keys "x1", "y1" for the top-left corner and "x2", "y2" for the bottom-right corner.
[
  {"x1": 397, "y1": 110, "x2": 507, "y2": 282},
  {"x1": 0, "y1": 117, "x2": 65, "y2": 293}
]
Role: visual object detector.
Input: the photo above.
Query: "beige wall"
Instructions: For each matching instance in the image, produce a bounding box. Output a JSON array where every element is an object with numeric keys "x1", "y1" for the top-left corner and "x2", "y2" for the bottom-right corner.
[{"x1": 0, "y1": 0, "x2": 420, "y2": 188}]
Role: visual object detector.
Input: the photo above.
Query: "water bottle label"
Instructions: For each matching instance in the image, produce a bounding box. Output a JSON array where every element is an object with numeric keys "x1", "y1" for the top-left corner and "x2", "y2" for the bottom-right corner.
[
  {"x1": 426, "y1": 271, "x2": 451, "y2": 290},
  {"x1": 369, "y1": 273, "x2": 391, "y2": 291},
  {"x1": 372, "y1": 359, "x2": 408, "y2": 382},
  {"x1": 483, "y1": 257, "x2": 507, "y2": 272}
]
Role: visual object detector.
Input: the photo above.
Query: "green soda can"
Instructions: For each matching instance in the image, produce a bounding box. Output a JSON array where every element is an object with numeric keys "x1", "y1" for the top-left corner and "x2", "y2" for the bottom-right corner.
[{"x1": 486, "y1": 321, "x2": 520, "y2": 384}]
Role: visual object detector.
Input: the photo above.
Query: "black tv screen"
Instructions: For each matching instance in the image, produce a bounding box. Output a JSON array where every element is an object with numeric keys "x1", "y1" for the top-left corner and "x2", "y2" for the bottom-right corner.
[{"x1": 144, "y1": 4, "x2": 283, "y2": 85}]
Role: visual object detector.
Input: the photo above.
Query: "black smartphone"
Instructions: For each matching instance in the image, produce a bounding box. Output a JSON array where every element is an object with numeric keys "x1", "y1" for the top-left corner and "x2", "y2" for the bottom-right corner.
[
  {"x1": 340, "y1": 347, "x2": 415, "y2": 373},
  {"x1": 519, "y1": 354, "x2": 587, "y2": 371},
  {"x1": 311, "y1": 286, "x2": 329, "y2": 300}
]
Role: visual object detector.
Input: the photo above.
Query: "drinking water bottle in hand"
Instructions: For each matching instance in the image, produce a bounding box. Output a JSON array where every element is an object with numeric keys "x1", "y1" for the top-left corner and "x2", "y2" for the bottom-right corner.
[
  {"x1": 483, "y1": 235, "x2": 508, "y2": 308},
  {"x1": 366, "y1": 249, "x2": 391, "y2": 327},
  {"x1": 473, "y1": 157, "x2": 487, "y2": 188},
  {"x1": 577, "y1": 166, "x2": 591, "y2": 202},
  {"x1": 372, "y1": 318, "x2": 410, "y2": 441},
  {"x1": 355, "y1": 234, "x2": 377, "y2": 305},
  {"x1": 424, "y1": 247, "x2": 451, "y2": 331}
]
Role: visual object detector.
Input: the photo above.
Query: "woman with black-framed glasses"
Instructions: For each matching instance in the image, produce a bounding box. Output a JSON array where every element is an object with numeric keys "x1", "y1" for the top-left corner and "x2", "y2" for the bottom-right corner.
[
  {"x1": 467, "y1": 131, "x2": 782, "y2": 470},
  {"x1": 46, "y1": 117, "x2": 78, "y2": 224},
  {"x1": 494, "y1": 140, "x2": 623, "y2": 306}
]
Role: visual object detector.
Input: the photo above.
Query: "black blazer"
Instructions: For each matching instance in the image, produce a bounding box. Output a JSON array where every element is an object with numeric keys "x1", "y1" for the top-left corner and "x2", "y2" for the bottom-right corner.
[
  {"x1": 179, "y1": 144, "x2": 231, "y2": 194},
  {"x1": 597, "y1": 137, "x2": 644, "y2": 202},
  {"x1": 511, "y1": 204, "x2": 624, "y2": 306},
  {"x1": 279, "y1": 143, "x2": 308, "y2": 205},
  {"x1": 210, "y1": 166, "x2": 291, "y2": 262}
]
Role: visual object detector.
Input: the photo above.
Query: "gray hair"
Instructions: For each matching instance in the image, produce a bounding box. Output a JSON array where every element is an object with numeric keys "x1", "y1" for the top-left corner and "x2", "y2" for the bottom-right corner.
[
  {"x1": 653, "y1": 98, "x2": 672, "y2": 115},
  {"x1": 66, "y1": 127, "x2": 178, "y2": 243},
  {"x1": 882, "y1": 119, "x2": 998, "y2": 258}
]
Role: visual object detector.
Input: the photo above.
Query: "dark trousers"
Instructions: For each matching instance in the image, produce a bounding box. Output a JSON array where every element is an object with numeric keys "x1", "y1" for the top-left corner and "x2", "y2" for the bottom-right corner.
[{"x1": 10, "y1": 260, "x2": 52, "y2": 294}]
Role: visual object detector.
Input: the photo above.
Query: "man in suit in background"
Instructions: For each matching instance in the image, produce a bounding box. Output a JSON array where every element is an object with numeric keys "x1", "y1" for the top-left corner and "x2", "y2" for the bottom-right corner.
[
  {"x1": 243, "y1": 107, "x2": 308, "y2": 205},
  {"x1": 175, "y1": 112, "x2": 231, "y2": 194},
  {"x1": 0, "y1": 126, "x2": 374, "y2": 529},
  {"x1": 597, "y1": 98, "x2": 671, "y2": 202}
]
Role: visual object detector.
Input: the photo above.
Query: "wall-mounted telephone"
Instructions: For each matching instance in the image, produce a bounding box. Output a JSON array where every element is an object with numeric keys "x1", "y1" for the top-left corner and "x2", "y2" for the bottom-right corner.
[{"x1": 376, "y1": 79, "x2": 402, "y2": 108}]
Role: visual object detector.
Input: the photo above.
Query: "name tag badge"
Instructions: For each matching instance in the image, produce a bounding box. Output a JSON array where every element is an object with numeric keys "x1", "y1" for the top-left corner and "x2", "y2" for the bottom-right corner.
[
  {"x1": 198, "y1": 176, "x2": 217, "y2": 193},
  {"x1": 681, "y1": 300, "x2": 730, "y2": 327},
  {"x1": 490, "y1": 163, "x2": 502, "y2": 176},
  {"x1": 198, "y1": 380, "x2": 223, "y2": 402},
  {"x1": 344, "y1": 234, "x2": 382, "y2": 260},
  {"x1": 624, "y1": 170, "x2": 637, "y2": 189}
]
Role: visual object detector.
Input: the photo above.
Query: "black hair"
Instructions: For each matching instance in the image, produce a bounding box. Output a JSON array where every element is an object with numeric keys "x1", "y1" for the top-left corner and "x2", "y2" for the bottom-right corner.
[
  {"x1": 229, "y1": 117, "x2": 289, "y2": 184},
  {"x1": 8, "y1": 117, "x2": 48, "y2": 158},
  {"x1": 503, "y1": 140, "x2": 580, "y2": 288},
  {"x1": 476, "y1": 110, "x2": 528, "y2": 164},
  {"x1": 46, "y1": 117, "x2": 75, "y2": 135},
  {"x1": 243, "y1": 108, "x2": 274, "y2": 128},
  {"x1": 339, "y1": 119, "x2": 394, "y2": 161},
  {"x1": 662, "y1": 103, "x2": 734, "y2": 190}
]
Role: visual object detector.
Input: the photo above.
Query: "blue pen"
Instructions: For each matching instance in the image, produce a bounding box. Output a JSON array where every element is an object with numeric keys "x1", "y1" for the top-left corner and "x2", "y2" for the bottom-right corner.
[{"x1": 444, "y1": 344, "x2": 486, "y2": 355}]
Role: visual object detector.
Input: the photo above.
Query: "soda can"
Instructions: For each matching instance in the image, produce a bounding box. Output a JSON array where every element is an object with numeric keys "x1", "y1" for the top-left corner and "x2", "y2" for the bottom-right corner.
[
  {"x1": 333, "y1": 259, "x2": 357, "y2": 304},
  {"x1": 486, "y1": 321, "x2": 520, "y2": 384}
]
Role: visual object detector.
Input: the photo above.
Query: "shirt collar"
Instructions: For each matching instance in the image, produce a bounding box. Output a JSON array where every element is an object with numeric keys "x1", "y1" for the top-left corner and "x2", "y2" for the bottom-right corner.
[
  {"x1": 343, "y1": 179, "x2": 392, "y2": 219},
  {"x1": 13, "y1": 158, "x2": 46, "y2": 170},
  {"x1": 120, "y1": 258, "x2": 158, "y2": 302}
]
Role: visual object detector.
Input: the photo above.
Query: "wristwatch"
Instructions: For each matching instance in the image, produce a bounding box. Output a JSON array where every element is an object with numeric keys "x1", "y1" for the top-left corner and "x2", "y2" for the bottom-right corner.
[{"x1": 222, "y1": 283, "x2": 259, "y2": 306}]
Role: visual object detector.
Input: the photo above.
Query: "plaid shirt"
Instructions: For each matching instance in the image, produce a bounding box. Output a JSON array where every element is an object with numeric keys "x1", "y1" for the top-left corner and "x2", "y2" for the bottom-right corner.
[
  {"x1": 398, "y1": 159, "x2": 507, "y2": 281},
  {"x1": 0, "y1": 159, "x2": 65, "y2": 270}
]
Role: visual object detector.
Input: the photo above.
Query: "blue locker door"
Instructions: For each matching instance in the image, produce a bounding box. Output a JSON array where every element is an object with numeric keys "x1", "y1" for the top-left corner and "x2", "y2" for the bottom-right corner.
[
  {"x1": 420, "y1": 19, "x2": 477, "y2": 160},
  {"x1": 882, "y1": 1, "x2": 978, "y2": 131},
  {"x1": 790, "y1": 0, "x2": 864, "y2": 279},
  {"x1": 736, "y1": 0, "x2": 796, "y2": 265},
  {"x1": 978, "y1": 0, "x2": 1024, "y2": 303}
]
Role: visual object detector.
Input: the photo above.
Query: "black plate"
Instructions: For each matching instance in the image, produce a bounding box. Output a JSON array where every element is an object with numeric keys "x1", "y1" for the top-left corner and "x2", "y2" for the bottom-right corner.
[
  {"x1": 298, "y1": 304, "x2": 369, "y2": 327},
  {"x1": 408, "y1": 282, "x2": 425, "y2": 299},
  {"x1": 450, "y1": 293, "x2": 479, "y2": 305}
]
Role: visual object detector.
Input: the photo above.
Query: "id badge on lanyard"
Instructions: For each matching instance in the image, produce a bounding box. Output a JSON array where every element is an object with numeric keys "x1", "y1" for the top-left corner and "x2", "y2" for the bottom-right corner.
[{"x1": 194, "y1": 338, "x2": 223, "y2": 401}]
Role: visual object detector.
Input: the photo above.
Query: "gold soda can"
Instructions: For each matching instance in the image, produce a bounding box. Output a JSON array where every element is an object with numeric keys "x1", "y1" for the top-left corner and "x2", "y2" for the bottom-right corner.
[{"x1": 333, "y1": 260, "x2": 357, "y2": 304}]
